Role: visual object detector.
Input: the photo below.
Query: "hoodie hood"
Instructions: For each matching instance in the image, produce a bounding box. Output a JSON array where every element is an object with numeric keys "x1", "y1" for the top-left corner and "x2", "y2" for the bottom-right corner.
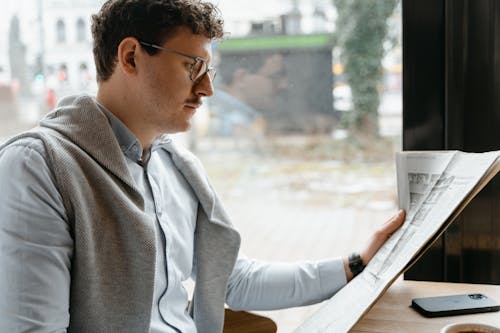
[{"x1": 40, "y1": 94, "x2": 139, "y2": 194}]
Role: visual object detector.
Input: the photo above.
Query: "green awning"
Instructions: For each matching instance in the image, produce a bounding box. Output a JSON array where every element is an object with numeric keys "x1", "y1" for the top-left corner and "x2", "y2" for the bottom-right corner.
[{"x1": 216, "y1": 34, "x2": 333, "y2": 52}]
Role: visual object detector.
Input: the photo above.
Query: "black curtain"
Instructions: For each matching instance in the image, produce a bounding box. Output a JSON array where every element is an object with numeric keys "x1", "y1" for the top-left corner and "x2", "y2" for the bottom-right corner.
[{"x1": 403, "y1": 0, "x2": 500, "y2": 283}]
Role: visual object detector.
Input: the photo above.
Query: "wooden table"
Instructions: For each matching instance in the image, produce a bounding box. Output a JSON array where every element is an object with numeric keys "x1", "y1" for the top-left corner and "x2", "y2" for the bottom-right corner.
[
  {"x1": 223, "y1": 309, "x2": 277, "y2": 333},
  {"x1": 350, "y1": 280, "x2": 500, "y2": 333}
]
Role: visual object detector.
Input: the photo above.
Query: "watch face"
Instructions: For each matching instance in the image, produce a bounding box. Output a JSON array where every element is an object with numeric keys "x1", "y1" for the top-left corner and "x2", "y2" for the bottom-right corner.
[{"x1": 349, "y1": 253, "x2": 365, "y2": 276}]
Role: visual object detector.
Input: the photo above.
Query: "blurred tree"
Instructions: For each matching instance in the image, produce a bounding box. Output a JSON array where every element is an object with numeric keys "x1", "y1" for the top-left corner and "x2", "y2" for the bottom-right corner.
[
  {"x1": 9, "y1": 15, "x2": 30, "y2": 97},
  {"x1": 333, "y1": 0, "x2": 398, "y2": 138}
]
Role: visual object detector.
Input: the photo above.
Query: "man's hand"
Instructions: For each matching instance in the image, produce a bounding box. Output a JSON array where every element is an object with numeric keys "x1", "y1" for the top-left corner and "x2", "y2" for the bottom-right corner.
[{"x1": 344, "y1": 209, "x2": 406, "y2": 281}]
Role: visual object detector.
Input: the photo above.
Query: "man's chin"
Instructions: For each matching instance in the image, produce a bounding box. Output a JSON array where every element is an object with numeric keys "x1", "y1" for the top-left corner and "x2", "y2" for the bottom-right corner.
[
  {"x1": 173, "y1": 121, "x2": 192, "y2": 134},
  {"x1": 182, "y1": 122, "x2": 193, "y2": 132},
  {"x1": 160, "y1": 121, "x2": 192, "y2": 135}
]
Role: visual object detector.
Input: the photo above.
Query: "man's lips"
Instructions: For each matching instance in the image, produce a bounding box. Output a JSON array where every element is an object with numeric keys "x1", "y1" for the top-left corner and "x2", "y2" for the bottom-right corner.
[{"x1": 184, "y1": 103, "x2": 202, "y2": 110}]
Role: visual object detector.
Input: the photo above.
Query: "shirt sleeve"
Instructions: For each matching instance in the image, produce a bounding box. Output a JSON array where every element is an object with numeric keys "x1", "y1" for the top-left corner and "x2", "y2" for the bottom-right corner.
[
  {"x1": 225, "y1": 255, "x2": 347, "y2": 311},
  {"x1": 0, "y1": 138, "x2": 71, "y2": 333}
]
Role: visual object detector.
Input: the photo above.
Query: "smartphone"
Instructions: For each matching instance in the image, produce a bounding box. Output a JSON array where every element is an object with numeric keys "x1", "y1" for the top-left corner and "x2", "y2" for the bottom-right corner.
[{"x1": 411, "y1": 293, "x2": 500, "y2": 318}]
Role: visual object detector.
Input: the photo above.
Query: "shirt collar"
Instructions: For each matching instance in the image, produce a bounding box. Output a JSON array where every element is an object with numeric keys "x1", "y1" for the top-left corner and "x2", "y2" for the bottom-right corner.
[{"x1": 96, "y1": 102, "x2": 144, "y2": 163}]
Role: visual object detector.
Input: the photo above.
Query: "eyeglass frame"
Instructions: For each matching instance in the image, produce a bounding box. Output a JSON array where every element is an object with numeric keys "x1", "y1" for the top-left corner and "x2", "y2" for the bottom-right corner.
[{"x1": 138, "y1": 40, "x2": 216, "y2": 83}]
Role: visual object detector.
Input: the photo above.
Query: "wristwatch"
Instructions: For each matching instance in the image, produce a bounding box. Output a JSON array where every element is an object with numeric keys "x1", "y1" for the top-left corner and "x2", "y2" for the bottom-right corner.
[{"x1": 348, "y1": 253, "x2": 365, "y2": 277}]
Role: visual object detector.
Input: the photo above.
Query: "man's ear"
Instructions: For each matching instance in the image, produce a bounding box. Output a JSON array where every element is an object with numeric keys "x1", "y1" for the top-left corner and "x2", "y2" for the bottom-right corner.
[{"x1": 117, "y1": 37, "x2": 139, "y2": 76}]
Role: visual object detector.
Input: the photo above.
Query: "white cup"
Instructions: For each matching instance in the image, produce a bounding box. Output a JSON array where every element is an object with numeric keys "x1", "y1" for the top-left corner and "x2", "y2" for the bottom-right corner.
[{"x1": 440, "y1": 323, "x2": 500, "y2": 333}]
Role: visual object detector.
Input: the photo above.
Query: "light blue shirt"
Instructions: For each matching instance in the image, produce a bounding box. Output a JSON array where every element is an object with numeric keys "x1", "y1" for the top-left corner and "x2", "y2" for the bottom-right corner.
[{"x1": 0, "y1": 101, "x2": 348, "y2": 332}]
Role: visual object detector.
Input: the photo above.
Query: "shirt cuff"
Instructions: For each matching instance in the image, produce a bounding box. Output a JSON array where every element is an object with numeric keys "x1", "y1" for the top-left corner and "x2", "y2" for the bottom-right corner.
[{"x1": 317, "y1": 257, "x2": 348, "y2": 298}]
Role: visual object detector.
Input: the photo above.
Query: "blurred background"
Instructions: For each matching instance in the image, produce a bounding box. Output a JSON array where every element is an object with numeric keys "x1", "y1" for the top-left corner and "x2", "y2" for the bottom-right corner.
[{"x1": 0, "y1": 0, "x2": 402, "y2": 331}]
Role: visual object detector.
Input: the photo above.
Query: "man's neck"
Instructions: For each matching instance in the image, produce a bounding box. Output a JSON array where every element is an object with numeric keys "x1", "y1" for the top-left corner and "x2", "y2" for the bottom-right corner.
[{"x1": 96, "y1": 81, "x2": 156, "y2": 152}]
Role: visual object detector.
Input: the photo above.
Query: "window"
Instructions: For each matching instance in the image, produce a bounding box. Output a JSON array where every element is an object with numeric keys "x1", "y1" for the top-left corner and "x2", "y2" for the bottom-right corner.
[
  {"x1": 76, "y1": 18, "x2": 86, "y2": 42},
  {"x1": 56, "y1": 19, "x2": 66, "y2": 43},
  {"x1": 0, "y1": 1, "x2": 402, "y2": 330}
]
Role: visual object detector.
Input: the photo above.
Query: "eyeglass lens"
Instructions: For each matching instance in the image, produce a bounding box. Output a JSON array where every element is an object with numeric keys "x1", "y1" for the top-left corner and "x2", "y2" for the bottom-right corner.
[{"x1": 192, "y1": 59, "x2": 216, "y2": 82}]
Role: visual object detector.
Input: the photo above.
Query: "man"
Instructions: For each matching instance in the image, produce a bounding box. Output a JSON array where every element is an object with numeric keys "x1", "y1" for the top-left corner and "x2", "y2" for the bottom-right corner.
[{"x1": 0, "y1": 1, "x2": 405, "y2": 332}]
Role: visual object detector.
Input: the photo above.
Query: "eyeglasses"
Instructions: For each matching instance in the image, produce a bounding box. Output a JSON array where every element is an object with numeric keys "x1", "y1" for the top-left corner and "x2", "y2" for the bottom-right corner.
[{"x1": 139, "y1": 41, "x2": 216, "y2": 83}]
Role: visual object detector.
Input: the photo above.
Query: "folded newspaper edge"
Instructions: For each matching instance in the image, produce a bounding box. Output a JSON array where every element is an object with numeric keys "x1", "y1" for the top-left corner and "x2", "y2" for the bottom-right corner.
[{"x1": 294, "y1": 150, "x2": 500, "y2": 333}]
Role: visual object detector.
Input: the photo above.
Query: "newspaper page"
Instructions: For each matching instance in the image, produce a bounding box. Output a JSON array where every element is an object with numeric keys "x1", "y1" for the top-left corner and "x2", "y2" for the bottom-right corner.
[{"x1": 294, "y1": 150, "x2": 500, "y2": 333}]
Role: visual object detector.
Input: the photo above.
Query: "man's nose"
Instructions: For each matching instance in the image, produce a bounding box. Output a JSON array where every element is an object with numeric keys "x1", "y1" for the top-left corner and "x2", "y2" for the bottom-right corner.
[{"x1": 193, "y1": 73, "x2": 214, "y2": 97}]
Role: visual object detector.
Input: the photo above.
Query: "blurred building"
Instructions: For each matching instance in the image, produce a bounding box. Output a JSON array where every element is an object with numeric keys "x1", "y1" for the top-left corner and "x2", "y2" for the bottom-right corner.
[
  {"x1": 217, "y1": 4, "x2": 335, "y2": 134},
  {"x1": 0, "y1": 0, "x2": 101, "y2": 96},
  {"x1": 40, "y1": 0, "x2": 102, "y2": 94}
]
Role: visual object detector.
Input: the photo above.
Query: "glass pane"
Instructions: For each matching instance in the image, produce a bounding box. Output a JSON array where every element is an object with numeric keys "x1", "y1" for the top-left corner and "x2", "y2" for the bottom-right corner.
[
  {"x1": 0, "y1": 0, "x2": 402, "y2": 330},
  {"x1": 200, "y1": 1, "x2": 402, "y2": 329}
]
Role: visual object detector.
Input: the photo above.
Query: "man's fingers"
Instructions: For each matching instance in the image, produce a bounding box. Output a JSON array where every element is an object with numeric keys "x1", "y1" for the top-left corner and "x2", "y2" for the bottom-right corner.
[
  {"x1": 361, "y1": 210, "x2": 407, "y2": 268},
  {"x1": 380, "y1": 209, "x2": 406, "y2": 235}
]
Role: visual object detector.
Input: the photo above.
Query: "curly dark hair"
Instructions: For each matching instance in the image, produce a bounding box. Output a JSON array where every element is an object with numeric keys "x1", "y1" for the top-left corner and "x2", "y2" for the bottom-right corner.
[{"x1": 91, "y1": 0, "x2": 224, "y2": 82}]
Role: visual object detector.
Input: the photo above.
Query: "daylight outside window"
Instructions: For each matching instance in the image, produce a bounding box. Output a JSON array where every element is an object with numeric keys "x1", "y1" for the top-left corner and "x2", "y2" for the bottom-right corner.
[{"x1": 0, "y1": 0, "x2": 402, "y2": 330}]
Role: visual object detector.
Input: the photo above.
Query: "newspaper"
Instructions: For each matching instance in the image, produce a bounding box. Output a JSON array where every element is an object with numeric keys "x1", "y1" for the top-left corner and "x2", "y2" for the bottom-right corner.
[{"x1": 294, "y1": 150, "x2": 500, "y2": 333}]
